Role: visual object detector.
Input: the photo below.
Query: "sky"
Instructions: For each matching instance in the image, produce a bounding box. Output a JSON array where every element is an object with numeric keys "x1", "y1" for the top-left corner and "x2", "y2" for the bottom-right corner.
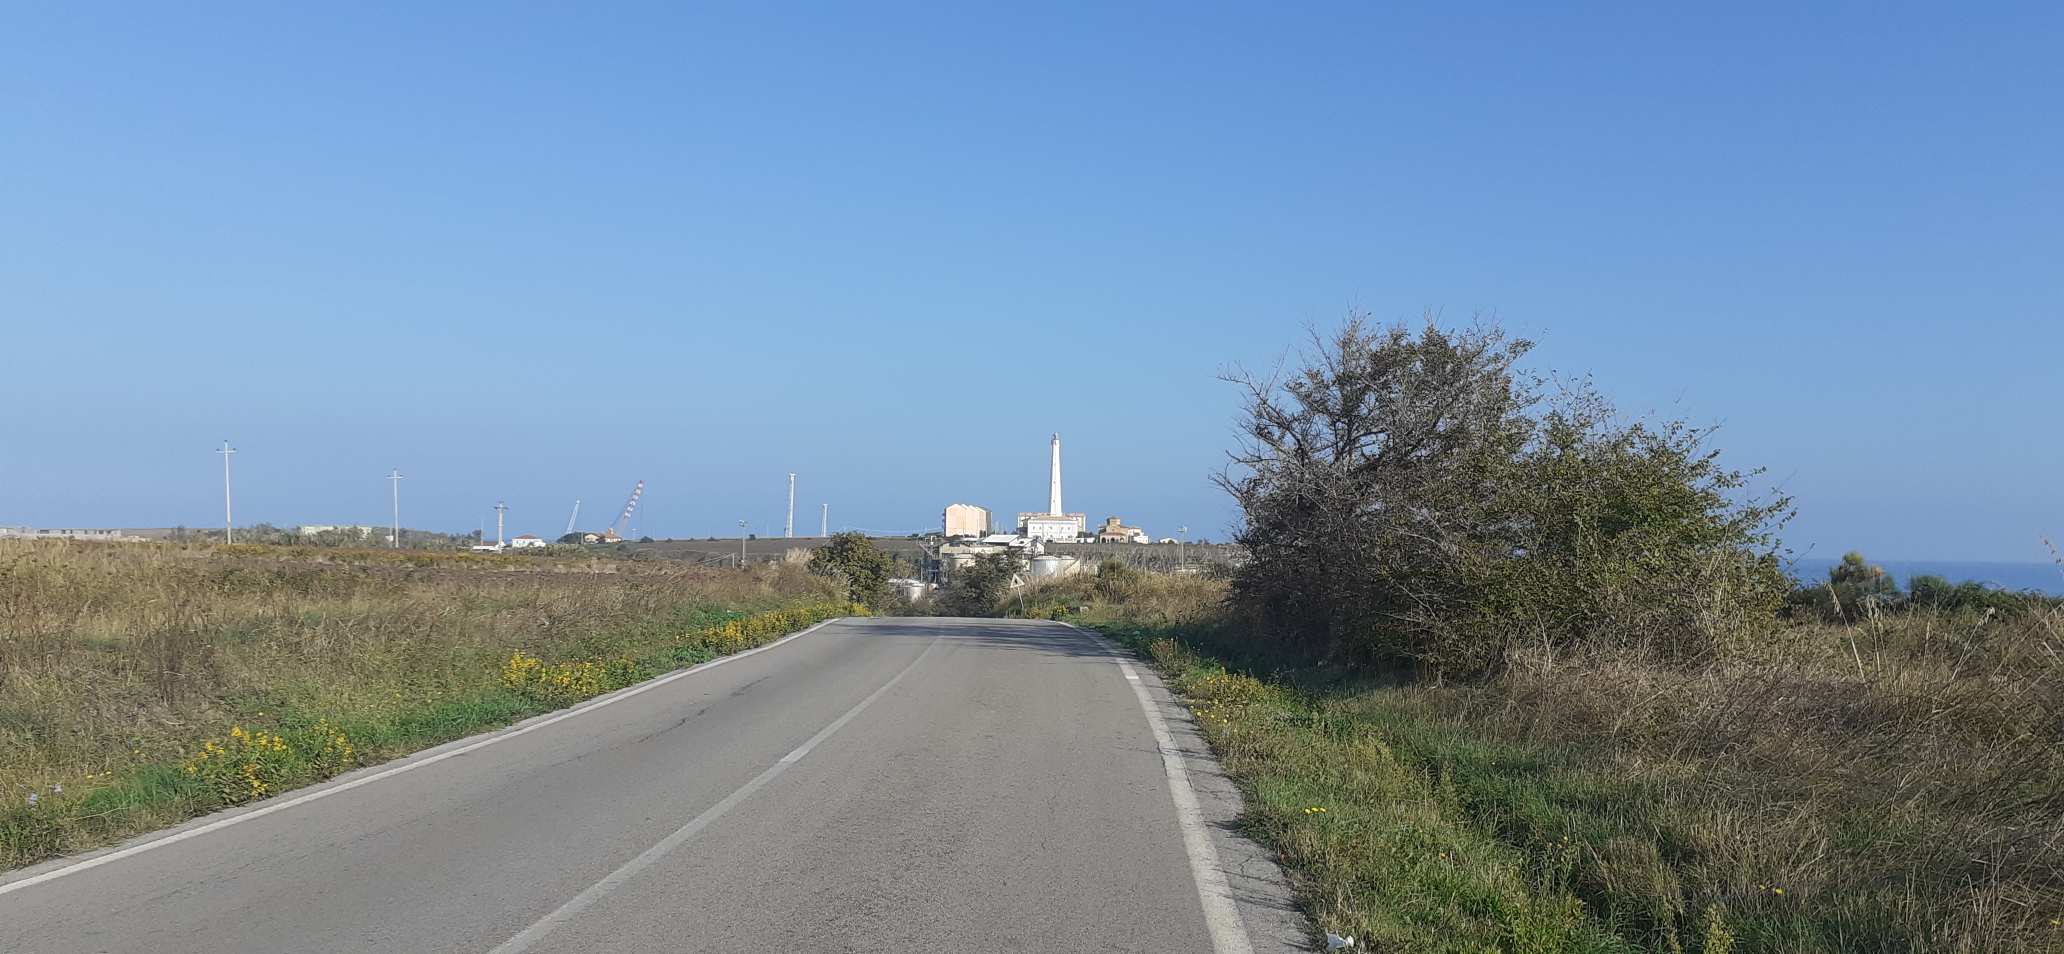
[{"x1": 2, "y1": 3, "x2": 2058, "y2": 561}]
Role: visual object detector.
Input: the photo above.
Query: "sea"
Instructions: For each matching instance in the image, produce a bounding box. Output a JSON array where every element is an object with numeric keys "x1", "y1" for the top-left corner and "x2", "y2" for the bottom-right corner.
[{"x1": 1783, "y1": 555, "x2": 2064, "y2": 597}]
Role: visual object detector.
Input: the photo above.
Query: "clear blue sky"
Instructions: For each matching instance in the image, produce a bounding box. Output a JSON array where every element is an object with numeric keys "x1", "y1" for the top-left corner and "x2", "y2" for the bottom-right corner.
[{"x1": 3, "y1": 3, "x2": 2057, "y2": 561}]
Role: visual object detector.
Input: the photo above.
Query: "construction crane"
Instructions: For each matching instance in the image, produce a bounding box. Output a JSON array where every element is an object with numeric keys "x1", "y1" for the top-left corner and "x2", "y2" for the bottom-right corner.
[
  {"x1": 564, "y1": 499, "x2": 581, "y2": 536},
  {"x1": 607, "y1": 481, "x2": 644, "y2": 540}
]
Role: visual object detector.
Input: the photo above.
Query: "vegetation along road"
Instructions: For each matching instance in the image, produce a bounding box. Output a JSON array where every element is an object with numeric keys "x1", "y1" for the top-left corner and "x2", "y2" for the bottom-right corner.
[{"x1": 0, "y1": 616, "x2": 1305, "y2": 953}]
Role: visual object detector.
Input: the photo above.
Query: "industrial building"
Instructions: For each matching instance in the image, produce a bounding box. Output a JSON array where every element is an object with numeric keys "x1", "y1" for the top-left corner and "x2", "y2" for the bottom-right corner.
[
  {"x1": 297, "y1": 525, "x2": 375, "y2": 539},
  {"x1": 1020, "y1": 514, "x2": 1086, "y2": 542},
  {"x1": 943, "y1": 503, "x2": 992, "y2": 540},
  {"x1": 1015, "y1": 433, "x2": 1086, "y2": 542},
  {"x1": 0, "y1": 527, "x2": 144, "y2": 542}
]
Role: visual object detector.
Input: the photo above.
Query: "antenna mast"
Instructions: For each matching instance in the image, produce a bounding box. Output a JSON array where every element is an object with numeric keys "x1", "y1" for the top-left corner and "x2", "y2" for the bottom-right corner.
[{"x1": 218, "y1": 441, "x2": 237, "y2": 544}]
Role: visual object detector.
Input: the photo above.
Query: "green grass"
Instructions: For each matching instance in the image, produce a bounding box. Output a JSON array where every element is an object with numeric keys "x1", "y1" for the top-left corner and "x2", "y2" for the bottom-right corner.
[
  {"x1": 1032, "y1": 558, "x2": 2064, "y2": 953},
  {"x1": 1104, "y1": 626, "x2": 1643, "y2": 953},
  {"x1": 0, "y1": 540, "x2": 857, "y2": 871},
  {"x1": 3, "y1": 604, "x2": 853, "y2": 870},
  {"x1": 1089, "y1": 609, "x2": 2064, "y2": 954}
]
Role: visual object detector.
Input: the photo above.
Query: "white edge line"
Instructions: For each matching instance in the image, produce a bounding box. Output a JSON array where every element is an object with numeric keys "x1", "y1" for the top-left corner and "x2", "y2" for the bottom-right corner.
[
  {"x1": 1065, "y1": 622, "x2": 1255, "y2": 954},
  {"x1": 0, "y1": 617, "x2": 853, "y2": 897},
  {"x1": 485, "y1": 634, "x2": 943, "y2": 954}
]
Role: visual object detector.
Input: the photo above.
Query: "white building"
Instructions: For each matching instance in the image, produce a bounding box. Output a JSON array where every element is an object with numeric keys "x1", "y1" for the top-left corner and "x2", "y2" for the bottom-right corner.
[
  {"x1": 297, "y1": 525, "x2": 375, "y2": 539},
  {"x1": 0, "y1": 527, "x2": 142, "y2": 542},
  {"x1": 508, "y1": 534, "x2": 547, "y2": 549},
  {"x1": 1022, "y1": 514, "x2": 1087, "y2": 543}
]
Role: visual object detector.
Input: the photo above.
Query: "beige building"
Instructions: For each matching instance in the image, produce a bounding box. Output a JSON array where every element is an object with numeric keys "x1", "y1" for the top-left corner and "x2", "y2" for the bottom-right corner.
[
  {"x1": 943, "y1": 503, "x2": 992, "y2": 539},
  {"x1": 1093, "y1": 516, "x2": 1148, "y2": 544}
]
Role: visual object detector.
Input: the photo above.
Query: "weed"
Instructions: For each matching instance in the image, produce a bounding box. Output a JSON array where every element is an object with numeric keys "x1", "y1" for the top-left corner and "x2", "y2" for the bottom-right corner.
[{"x1": 0, "y1": 539, "x2": 851, "y2": 870}]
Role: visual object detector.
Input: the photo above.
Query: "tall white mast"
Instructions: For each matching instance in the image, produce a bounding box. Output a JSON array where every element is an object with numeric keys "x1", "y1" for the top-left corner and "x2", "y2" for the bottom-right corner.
[
  {"x1": 387, "y1": 469, "x2": 404, "y2": 548},
  {"x1": 219, "y1": 441, "x2": 237, "y2": 543}
]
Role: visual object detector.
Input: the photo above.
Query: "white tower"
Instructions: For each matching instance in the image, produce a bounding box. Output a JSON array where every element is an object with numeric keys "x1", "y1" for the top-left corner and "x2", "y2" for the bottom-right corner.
[
  {"x1": 1048, "y1": 433, "x2": 1063, "y2": 515},
  {"x1": 786, "y1": 473, "x2": 796, "y2": 538}
]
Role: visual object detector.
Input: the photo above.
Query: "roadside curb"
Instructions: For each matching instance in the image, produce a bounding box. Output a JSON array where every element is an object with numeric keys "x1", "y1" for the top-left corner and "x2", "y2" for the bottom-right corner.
[
  {"x1": 0, "y1": 616, "x2": 853, "y2": 896},
  {"x1": 1059, "y1": 621, "x2": 1312, "y2": 954}
]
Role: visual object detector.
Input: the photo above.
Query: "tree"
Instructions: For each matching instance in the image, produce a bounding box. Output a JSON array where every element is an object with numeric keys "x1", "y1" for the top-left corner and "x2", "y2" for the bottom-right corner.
[
  {"x1": 1792, "y1": 552, "x2": 1903, "y2": 621},
  {"x1": 936, "y1": 552, "x2": 1020, "y2": 617},
  {"x1": 1829, "y1": 551, "x2": 1900, "y2": 612},
  {"x1": 808, "y1": 531, "x2": 894, "y2": 607},
  {"x1": 557, "y1": 532, "x2": 584, "y2": 544},
  {"x1": 1220, "y1": 316, "x2": 1789, "y2": 672},
  {"x1": 1906, "y1": 573, "x2": 1954, "y2": 607},
  {"x1": 1219, "y1": 318, "x2": 1537, "y2": 665},
  {"x1": 1904, "y1": 571, "x2": 2037, "y2": 615}
]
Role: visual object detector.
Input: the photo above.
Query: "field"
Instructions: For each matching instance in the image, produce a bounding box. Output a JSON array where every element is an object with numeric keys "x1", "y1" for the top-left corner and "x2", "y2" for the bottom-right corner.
[
  {"x1": 1024, "y1": 572, "x2": 2064, "y2": 954},
  {"x1": 619, "y1": 535, "x2": 931, "y2": 567},
  {"x1": 0, "y1": 539, "x2": 854, "y2": 871}
]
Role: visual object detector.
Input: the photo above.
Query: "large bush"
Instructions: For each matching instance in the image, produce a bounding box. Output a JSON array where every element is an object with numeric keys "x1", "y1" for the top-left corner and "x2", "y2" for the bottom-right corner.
[
  {"x1": 935, "y1": 552, "x2": 1020, "y2": 617},
  {"x1": 1219, "y1": 318, "x2": 1790, "y2": 673},
  {"x1": 807, "y1": 532, "x2": 894, "y2": 608}
]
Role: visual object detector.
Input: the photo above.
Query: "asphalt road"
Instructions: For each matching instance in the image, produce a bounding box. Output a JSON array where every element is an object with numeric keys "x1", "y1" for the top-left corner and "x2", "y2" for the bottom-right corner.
[{"x1": 0, "y1": 617, "x2": 1305, "y2": 953}]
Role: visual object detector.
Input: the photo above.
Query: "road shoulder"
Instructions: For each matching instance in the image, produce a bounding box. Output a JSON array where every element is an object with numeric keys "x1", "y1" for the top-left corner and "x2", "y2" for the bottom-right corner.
[{"x1": 1070, "y1": 622, "x2": 1312, "y2": 953}]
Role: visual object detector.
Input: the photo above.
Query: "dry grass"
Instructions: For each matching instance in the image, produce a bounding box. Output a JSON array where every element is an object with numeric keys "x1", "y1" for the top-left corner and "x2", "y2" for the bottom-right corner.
[
  {"x1": 1082, "y1": 576, "x2": 2064, "y2": 953},
  {"x1": 1428, "y1": 608, "x2": 2064, "y2": 951},
  {"x1": 0, "y1": 539, "x2": 841, "y2": 869}
]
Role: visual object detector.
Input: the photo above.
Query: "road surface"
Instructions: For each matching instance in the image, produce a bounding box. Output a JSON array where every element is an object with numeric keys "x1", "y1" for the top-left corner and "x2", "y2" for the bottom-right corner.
[{"x1": 1, "y1": 617, "x2": 1305, "y2": 952}]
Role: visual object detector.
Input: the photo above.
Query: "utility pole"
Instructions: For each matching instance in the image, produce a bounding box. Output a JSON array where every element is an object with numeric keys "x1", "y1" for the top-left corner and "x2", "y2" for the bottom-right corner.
[
  {"x1": 493, "y1": 500, "x2": 508, "y2": 548},
  {"x1": 820, "y1": 503, "x2": 828, "y2": 537},
  {"x1": 218, "y1": 441, "x2": 237, "y2": 543},
  {"x1": 387, "y1": 470, "x2": 404, "y2": 548},
  {"x1": 786, "y1": 473, "x2": 796, "y2": 538},
  {"x1": 1176, "y1": 525, "x2": 1188, "y2": 575},
  {"x1": 738, "y1": 519, "x2": 750, "y2": 567}
]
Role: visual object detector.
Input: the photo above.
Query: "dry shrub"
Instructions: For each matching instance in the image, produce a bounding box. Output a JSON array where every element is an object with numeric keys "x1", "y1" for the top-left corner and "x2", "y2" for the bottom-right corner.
[
  {"x1": 1428, "y1": 606, "x2": 2064, "y2": 951},
  {"x1": 1220, "y1": 318, "x2": 1790, "y2": 674},
  {"x1": 1021, "y1": 571, "x2": 1229, "y2": 628}
]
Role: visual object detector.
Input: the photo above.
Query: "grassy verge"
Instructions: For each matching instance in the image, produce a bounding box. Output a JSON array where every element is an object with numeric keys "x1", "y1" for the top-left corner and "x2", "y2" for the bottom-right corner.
[
  {"x1": 0, "y1": 540, "x2": 858, "y2": 871},
  {"x1": 1047, "y1": 571, "x2": 2064, "y2": 954},
  {"x1": 1101, "y1": 625, "x2": 1641, "y2": 953}
]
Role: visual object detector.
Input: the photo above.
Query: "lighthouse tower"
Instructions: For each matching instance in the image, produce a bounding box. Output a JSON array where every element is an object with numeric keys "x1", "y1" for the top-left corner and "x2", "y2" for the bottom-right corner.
[
  {"x1": 1018, "y1": 433, "x2": 1087, "y2": 542},
  {"x1": 1048, "y1": 433, "x2": 1064, "y2": 516}
]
